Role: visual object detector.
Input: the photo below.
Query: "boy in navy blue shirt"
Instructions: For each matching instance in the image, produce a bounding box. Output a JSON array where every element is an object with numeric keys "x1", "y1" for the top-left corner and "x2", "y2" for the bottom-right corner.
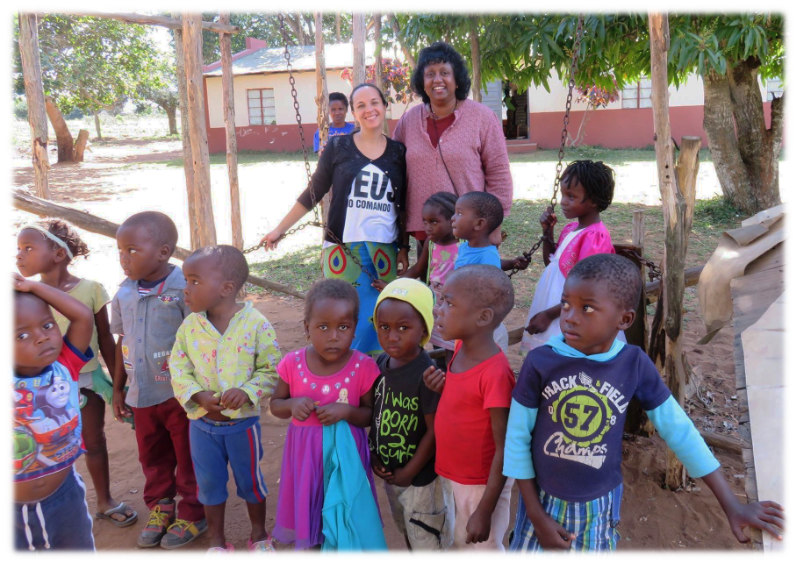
[{"x1": 504, "y1": 253, "x2": 783, "y2": 550}]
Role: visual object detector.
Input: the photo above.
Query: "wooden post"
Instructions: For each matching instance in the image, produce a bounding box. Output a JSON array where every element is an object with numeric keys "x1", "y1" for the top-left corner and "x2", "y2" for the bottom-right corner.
[
  {"x1": 649, "y1": 13, "x2": 701, "y2": 490},
  {"x1": 219, "y1": 12, "x2": 243, "y2": 249},
  {"x1": 18, "y1": 14, "x2": 50, "y2": 200},
  {"x1": 373, "y1": 13, "x2": 383, "y2": 94},
  {"x1": 173, "y1": 16, "x2": 199, "y2": 250},
  {"x1": 182, "y1": 13, "x2": 217, "y2": 248},
  {"x1": 314, "y1": 13, "x2": 331, "y2": 232},
  {"x1": 352, "y1": 13, "x2": 366, "y2": 84},
  {"x1": 469, "y1": 23, "x2": 482, "y2": 102}
]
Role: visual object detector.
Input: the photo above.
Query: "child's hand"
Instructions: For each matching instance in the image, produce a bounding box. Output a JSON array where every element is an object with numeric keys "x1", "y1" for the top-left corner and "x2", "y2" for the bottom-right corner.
[
  {"x1": 531, "y1": 515, "x2": 575, "y2": 550},
  {"x1": 291, "y1": 397, "x2": 316, "y2": 421},
  {"x1": 315, "y1": 402, "x2": 349, "y2": 425},
  {"x1": 386, "y1": 466, "x2": 413, "y2": 487},
  {"x1": 220, "y1": 388, "x2": 251, "y2": 410},
  {"x1": 465, "y1": 506, "x2": 492, "y2": 544},
  {"x1": 112, "y1": 389, "x2": 133, "y2": 421},
  {"x1": 12, "y1": 272, "x2": 35, "y2": 292},
  {"x1": 526, "y1": 311, "x2": 553, "y2": 334},
  {"x1": 422, "y1": 366, "x2": 445, "y2": 394},
  {"x1": 371, "y1": 454, "x2": 393, "y2": 481},
  {"x1": 512, "y1": 254, "x2": 531, "y2": 271},
  {"x1": 539, "y1": 206, "x2": 557, "y2": 235},
  {"x1": 725, "y1": 500, "x2": 784, "y2": 542},
  {"x1": 371, "y1": 279, "x2": 388, "y2": 291},
  {"x1": 193, "y1": 390, "x2": 225, "y2": 414},
  {"x1": 397, "y1": 248, "x2": 409, "y2": 274}
]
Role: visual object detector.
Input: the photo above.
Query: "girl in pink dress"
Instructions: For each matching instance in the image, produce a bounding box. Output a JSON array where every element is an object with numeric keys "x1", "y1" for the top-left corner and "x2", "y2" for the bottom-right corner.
[
  {"x1": 403, "y1": 192, "x2": 460, "y2": 361},
  {"x1": 520, "y1": 161, "x2": 619, "y2": 355},
  {"x1": 270, "y1": 279, "x2": 381, "y2": 549}
]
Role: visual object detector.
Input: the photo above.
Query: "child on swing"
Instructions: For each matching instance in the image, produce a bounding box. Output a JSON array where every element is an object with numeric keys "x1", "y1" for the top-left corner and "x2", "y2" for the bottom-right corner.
[
  {"x1": 520, "y1": 160, "x2": 617, "y2": 355},
  {"x1": 504, "y1": 254, "x2": 784, "y2": 551},
  {"x1": 270, "y1": 279, "x2": 385, "y2": 550}
]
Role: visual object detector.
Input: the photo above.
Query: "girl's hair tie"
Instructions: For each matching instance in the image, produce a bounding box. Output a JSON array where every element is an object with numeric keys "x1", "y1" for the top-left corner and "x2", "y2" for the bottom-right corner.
[{"x1": 20, "y1": 223, "x2": 74, "y2": 260}]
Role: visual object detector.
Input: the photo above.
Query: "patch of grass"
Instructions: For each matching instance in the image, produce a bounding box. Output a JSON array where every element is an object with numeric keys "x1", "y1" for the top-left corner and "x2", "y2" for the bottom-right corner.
[
  {"x1": 694, "y1": 195, "x2": 743, "y2": 227},
  {"x1": 248, "y1": 245, "x2": 322, "y2": 295},
  {"x1": 509, "y1": 146, "x2": 714, "y2": 166}
]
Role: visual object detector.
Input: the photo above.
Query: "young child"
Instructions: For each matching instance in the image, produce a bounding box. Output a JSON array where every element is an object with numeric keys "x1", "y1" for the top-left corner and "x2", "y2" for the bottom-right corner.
[
  {"x1": 520, "y1": 160, "x2": 617, "y2": 355},
  {"x1": 504, "y1": 253, "x2": 784, "y2": 551},
  {"x1": 110, "y1": 211, "x2": 205, "y2": 549},
  {"x1": 16, "y1": 220, "x2": 138, "y2": 529},
  {"x1": 169, "y1": 245, "x2": 282, "y2": 552},
  {"x1": 423, "y1": 265, "x2": 517, "y2": 550},
  {"x1": 403, "y1": 192, "x2": 459, "y2": 358},
  {"x1": 368, "y1": 278, "x2": 453, "y2": 550},
  {"x1": 313, "y1": 91, "x2": 356, "y2": 154},
  {"x1": 13, "y1": 274, "x2": 95, "y2": 550},
  {"x1": 270, "y1": 279, "x2": 385, "y2": 550},
  {"x1": 450, "y1": 191, "x2": 528, "y2": 351}
]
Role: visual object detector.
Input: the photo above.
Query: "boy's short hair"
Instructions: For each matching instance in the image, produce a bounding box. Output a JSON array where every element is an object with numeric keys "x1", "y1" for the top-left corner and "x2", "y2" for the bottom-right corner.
[
  {"x1": 329, "y1": 91, "x2": 348, "y2": 109},
  {"x1": 14, "y1": 290, "x2": 47, "y2": 311},
  {"x1": 449, "y1": 264, "x2": 514, "y2": 328},
  {"x1": 119, "y1": 211, "x2": 179, "y2": 254},
  {"x1": 187, "y1": 245, "x2": 249, "y2": 291},
  {"x1": 458, "y1": 192, "x2": 504, "y2": 233},
  {"x1": 561, "y1": 160, "x2": 615, "y2": 212},
  {"x1": 568, "y1": 253, "x2": 641, "y2": 310},
  {"x1": 304, "y1": 278, "x2": 359, "y2": 323}
]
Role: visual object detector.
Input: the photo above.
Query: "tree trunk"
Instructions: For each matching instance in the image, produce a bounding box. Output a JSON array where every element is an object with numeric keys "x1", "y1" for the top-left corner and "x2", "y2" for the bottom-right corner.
[
  {"x1": 173, "y1": 17, "x2": 199, "y2": 249},
  {"x1": 44, "y1": 97, "x2": 74, "y2": 163},
  {"x1": 73, "y1": 129, "x2": 89, "y2": 162},
  {"x1": 18, "y1": 13, "x2": 50, "y2": 199},
  {"x1": 182, "y1": 13, "x2": 217, "y2": 247},
  {"x1": 469, "y1": 24, "x2": 482, "y2": 101},
  {"x1": 315, "y1": 13, "x2": 331, "y2": 235},
  {"x1": 649, "y1": 13, "x2": 701, "y2": 491},
  {"x1": 702, "y1": 61, "x2": 782, "y2": 215},
  {"x1": 352, "y1": 14, "x2": 366, "y2": 85},
  {"x1": 93, "y1": 112, "x2": 103, "y2": 140},
  {"x1": 220, "y1": 13, "x2": 242, "y2": 250},
  {"x1": 335, "y1": 13, "x2": 341, "y2": 42},
  {"x1": 373, "y1": 14, "x2": 383, "y2": 94},
  {"x1": 163, "y1": 104, "x2": 178, "y2": 135}
]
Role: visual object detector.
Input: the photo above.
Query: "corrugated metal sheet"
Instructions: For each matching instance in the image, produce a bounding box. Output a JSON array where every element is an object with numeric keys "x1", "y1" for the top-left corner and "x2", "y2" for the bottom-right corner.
[{"x1": 204, "y1": 41, "x2": 377, "y2": 77}]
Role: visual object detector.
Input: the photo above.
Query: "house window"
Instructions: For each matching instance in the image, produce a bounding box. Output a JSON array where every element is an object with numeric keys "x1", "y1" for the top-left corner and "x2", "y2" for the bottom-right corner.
[
  {"x1": 621, "y1": 79, "x2": 652, "y2": 109},
  {"x1": 766, "y1": 77, "x2": 783, "y2": 99},
  {"x1": 248, "y1": 89, "x2": 276, "y2": 125}
]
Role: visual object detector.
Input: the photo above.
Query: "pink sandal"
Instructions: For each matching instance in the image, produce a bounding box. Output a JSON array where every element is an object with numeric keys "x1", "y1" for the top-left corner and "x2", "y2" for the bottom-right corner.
[
  {"x1": 248, "y1": 537, "x2": 276, "y2": 551},
  {"x1": 207, "y1": 542, "x2": 234, "y2": 553}
]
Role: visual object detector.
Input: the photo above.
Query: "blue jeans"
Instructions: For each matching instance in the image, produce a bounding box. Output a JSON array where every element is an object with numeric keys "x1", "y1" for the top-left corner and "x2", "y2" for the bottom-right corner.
[{"x1": 14, "y1": 467, "x2": 95, "y2": 551}]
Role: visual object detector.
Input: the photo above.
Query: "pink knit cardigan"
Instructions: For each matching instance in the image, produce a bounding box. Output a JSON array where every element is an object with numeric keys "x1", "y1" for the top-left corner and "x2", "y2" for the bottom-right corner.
[{"x1": 393, "y1": 99, "x2": 513, "y2": 233}]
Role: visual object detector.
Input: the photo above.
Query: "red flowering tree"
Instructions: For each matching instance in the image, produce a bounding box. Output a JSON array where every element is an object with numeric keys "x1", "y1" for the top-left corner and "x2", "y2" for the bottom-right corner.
[
  {"x1": 568, "y1": 83, "x2": 619, "y2": 147},
  {"x1": 340, "y1": 58, "x2": 415, "y2": 104}
]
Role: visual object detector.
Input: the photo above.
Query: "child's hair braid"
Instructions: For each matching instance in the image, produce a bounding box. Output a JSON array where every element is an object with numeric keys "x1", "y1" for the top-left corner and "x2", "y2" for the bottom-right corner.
[
  {"x1": 424, "y1": 191, "x2": 458, "y2": 220},
  {"x1": 560, "y1": 160, "x2": 615, "y2": 211},
  {"x1": 39, "y1": 218, "x2": 90, "y2": 260}
]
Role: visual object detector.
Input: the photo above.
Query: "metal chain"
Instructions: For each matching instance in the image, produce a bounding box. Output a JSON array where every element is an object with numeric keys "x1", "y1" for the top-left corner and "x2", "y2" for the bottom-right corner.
[
  {"x1": 509, "y1": 15, "x2": 584, "y2": 277},
  {"x1": 243, "y1": 15, "x2": 379, "y2": 285}
]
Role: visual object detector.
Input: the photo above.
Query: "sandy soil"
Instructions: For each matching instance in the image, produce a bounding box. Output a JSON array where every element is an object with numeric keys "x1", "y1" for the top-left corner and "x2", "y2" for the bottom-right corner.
[{"x1": 12, "y1": 138, "x2": 758, "y2": 551}]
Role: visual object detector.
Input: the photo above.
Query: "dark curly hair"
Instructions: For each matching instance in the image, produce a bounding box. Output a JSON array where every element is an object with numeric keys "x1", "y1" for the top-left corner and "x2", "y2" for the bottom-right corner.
[
  {"x1": 304, "y1": 278, "x2": 359, "y2": 324},
  {"x1": 458, "y1": 191, "x2": 504, "y2": 233},
  {"x1": 411, "y1": 42, "x2": 471, "y2": 105},
  {"x1": 185, "y1": 245, "x2": 250, "y2": 292},
  {"x1": 568, "y1": 253, "x2": 641, "y2": 310},
  {"x1": 560, "y1": 160, "x2": 615, "y2": 212},
  {"x1": 36, "y1": 218, "x2": 90, "y2": 261}
]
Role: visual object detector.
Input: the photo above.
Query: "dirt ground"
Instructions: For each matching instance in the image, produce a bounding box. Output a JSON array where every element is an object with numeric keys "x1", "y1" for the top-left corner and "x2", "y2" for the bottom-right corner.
[{"x1": 12, "y1": 138, "x2": 759, "y2": 551}]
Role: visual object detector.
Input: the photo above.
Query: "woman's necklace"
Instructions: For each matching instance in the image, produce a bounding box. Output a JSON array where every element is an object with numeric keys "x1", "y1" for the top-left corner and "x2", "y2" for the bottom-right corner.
[{"x1": 429, "y1": 99, "x2": 458, "y2": 120}]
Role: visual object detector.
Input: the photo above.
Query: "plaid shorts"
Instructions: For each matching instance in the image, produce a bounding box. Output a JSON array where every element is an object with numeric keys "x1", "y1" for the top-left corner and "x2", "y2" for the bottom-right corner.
[{"x1": 509, "y1": 482, "x2": 623, "y2": 551}]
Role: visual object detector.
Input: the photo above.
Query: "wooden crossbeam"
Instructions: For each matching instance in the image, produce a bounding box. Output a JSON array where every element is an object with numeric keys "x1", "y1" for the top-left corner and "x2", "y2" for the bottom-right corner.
[{"x1": 72, "y1": 12, "x2": 240, "y2": 33}]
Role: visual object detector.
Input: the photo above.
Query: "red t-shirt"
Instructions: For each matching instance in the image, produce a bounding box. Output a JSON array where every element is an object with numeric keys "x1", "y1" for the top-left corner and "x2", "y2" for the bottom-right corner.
[{"x1": 434, "y1": 340, "x2": 515, "y2": 484}]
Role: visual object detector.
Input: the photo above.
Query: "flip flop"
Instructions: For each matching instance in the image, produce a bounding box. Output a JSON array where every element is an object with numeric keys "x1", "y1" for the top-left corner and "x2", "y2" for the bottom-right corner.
[{"x1": 95, "y1": 501, "x2": 138, "y2": 528}]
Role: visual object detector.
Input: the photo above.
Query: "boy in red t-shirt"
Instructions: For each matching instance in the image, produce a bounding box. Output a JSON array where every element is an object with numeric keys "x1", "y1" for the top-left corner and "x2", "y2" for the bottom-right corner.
[{"x1": 423, "y1": 264, "x2": 516, "y2": 549}]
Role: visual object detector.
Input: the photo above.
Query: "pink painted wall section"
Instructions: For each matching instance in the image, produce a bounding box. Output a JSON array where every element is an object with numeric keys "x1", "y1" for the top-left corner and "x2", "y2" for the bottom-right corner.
[
  {"x1": 529, "y1": 102, "x2": 775, "y2": 149},
  {"x1": 207, "y1": 119, "x2": 401, "y2": 153}
]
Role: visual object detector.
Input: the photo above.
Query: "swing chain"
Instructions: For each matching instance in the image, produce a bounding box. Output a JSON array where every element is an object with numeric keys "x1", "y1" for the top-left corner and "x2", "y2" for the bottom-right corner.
[{"x1": 509, "y1": 15, "x2": 584, "y2": 278}]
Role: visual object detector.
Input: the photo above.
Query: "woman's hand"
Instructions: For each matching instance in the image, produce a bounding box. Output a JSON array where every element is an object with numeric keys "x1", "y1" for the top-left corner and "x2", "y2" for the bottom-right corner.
[{"x1": 259, "y1": 228, "x2": 284, "y2": 251}]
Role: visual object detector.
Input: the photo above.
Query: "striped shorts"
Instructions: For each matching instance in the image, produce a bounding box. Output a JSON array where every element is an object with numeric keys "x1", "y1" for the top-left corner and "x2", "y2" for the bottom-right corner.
[{"x1": 509, "y1": 483, "x2": 622, "y2": 551}]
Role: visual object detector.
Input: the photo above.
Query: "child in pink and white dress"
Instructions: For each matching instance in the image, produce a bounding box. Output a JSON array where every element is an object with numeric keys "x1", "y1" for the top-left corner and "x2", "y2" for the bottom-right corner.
[{"x1": 520, "y1": 160, "x2": 619, "y2": 355}]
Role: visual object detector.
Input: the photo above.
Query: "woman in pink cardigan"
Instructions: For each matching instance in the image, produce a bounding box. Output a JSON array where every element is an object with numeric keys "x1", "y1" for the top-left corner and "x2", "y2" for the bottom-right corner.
[{"x1": 393, "y1": 42, "x2": 513, "y2": 246}]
